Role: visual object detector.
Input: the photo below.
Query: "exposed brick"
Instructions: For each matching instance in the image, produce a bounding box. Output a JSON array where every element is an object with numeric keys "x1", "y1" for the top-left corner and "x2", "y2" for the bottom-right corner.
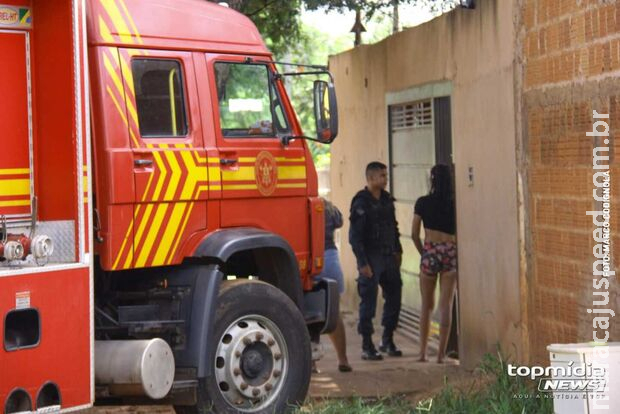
[
  {"x1": 602, "y1": 40, "x2": 613, "y2": 72},
  {"x1": 534, "y1": 198, "x2": 594, "y2": 229},
  {"x1": 570, "y1": 12, "x2": 586, "y2": 47},
  {"x1": 559, "y1": 0, "x2": 580, "y2": 18},
  {"x1": 585, "y1": 9, "x2": 596, "y2": 42},
  {"x1": 533, "y1": 288, "x2": 579, "y2": 322},
  {"x1": 559, "y1": 18, "x2": 571, "y2": 49},
  {"x1": 583, "y1": 39, "x2": 620, "y2": 76},
  {"x1": 577, "y1": 47, "x2": 588, "y2": 77},
  {"x1": 547, "y1": 21, "x2": 560, "y2": 52},
  {"x1": 529, "y1": 134, "x2": 542, "y2": 165},
  {"x1": 533, "y1": 226, "x2": 593, "y2": 261},
  {"x1": 610, "y1": 96, "x2": 620, "y2": 128},
  {"x1": 537, "y1": 0, "x2": 549, "y2": 26},
  {"x1": 547, "y1": 0, "x2": 561, "y2": 21},
  {"x1": 528, "y1": 109, "x2": 544, "y2": 136},
  {"x1": 530, "y1": 166, "x2": 593, "y2": 198},
  {"x1": 527, "y1": 30, "x2": 540, "y2": 59},
  {"x1": 611, "y1": 39, "x2": 620, "y2": 72},
  {"x1": 601, "y1": 4, "x2": 617, "y2": 38},
  {"x1": 525, "y1": 58, "x2": 543, "y2": 87},
  {"x1": 524, "y1": 0, "x2": 537, "y2": 30},
  {"x1": 587, "y1": 43, "x2": 603, "y2": 76},
  {"x1": 521, "y1": 0, "x2": 620, "y2": 364},
  {"x1": 539, "y1": 26, "x2": 548, "y2": 55}
]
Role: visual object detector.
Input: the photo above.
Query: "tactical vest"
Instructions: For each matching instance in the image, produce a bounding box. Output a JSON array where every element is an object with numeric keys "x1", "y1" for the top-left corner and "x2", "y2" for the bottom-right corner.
[{"x1": 363, "y1": 196, "x2": 399, "y2": 255}]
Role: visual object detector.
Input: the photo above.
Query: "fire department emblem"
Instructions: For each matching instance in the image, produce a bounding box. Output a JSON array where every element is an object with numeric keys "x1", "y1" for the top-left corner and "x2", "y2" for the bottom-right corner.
[{"x1": 255, "y1": 151, "x2": 278, "y2": 196}]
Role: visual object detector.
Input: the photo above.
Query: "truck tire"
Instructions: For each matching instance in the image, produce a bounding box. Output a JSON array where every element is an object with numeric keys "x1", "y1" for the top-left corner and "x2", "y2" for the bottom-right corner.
[{"x1": 185, "y1": 279, "x2": 311, "y2": 413}]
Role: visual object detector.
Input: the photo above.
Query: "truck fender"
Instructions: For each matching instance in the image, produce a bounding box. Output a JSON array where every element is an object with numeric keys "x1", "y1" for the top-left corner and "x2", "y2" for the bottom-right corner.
[
  {"x1": 168, "y1": 264, "x2": 222, "y2": 379},
  {"x1": 192, "y1": 228, "x2": 304, "y2": 310}
]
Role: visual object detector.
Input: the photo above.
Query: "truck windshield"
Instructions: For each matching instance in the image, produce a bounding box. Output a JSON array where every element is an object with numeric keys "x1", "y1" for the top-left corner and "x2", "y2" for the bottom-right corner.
[{"x1": 214, "y1": 62, "x2": 290, "y2": 138}]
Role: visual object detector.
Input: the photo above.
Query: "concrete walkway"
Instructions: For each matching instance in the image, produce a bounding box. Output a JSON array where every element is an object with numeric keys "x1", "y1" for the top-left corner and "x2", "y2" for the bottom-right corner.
[{"x1": 309, "y1": 311, "x2": 462, "y2": 401}]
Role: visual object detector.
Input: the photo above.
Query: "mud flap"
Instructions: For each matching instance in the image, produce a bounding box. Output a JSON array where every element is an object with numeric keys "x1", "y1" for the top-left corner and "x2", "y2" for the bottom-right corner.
[{"x1": 303, "y1": 277, "x2": 339, "y2": 335}]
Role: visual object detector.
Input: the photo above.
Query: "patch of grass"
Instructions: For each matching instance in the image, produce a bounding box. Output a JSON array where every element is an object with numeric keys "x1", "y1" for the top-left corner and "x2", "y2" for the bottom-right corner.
[
  {"x1": 415, "y1": 351, "x2": 554, "y2": 414},
  {"x1": 299, "y1": 351, "x2": 554, "y2": 414},
  {"x1": 298, "y1": 396, "x2": 413, "y2": 414}
]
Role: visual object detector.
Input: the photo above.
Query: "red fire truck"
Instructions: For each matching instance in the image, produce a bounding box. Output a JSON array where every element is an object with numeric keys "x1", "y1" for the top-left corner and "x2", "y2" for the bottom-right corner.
[{"x1": 0, "y1": 0, "x2": 339, "y2": 412}]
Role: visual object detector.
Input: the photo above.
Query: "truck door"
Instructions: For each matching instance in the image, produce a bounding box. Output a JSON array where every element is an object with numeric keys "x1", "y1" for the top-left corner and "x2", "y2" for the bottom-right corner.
[
  {"x1": 119, "y1": 49, "x2": 208, "y2": 268},
  {"x1": 205, "y1": 54, "x2": 310, "y2": 256},
  {"x1": 0, "y1": 30, "x2": 32, "y2": 220}
]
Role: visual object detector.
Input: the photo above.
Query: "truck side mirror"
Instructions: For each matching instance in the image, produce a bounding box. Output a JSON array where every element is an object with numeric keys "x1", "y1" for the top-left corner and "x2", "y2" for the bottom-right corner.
[{"x1": 313, "y1": 80, "x2": 338, "y2": 143}]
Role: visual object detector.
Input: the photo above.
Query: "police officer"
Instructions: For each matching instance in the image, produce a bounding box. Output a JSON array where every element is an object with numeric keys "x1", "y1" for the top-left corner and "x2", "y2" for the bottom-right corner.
[{"x1": 349, "y1": 161, "x2": 403, "y2": 360}]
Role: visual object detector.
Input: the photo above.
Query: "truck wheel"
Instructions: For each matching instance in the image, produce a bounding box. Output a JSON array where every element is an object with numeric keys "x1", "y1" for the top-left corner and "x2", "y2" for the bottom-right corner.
[{"x1": 197, "y1": 279, "x2": 311, "y2": 413}]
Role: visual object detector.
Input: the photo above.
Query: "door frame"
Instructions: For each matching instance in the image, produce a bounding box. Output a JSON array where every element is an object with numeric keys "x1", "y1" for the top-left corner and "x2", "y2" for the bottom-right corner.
[
  {"x1": 0, "y1": 29, "x2": 34, "y2": 223},
  {"x1": 386, "y1": 82, "x2": 460, "y2": 357}
]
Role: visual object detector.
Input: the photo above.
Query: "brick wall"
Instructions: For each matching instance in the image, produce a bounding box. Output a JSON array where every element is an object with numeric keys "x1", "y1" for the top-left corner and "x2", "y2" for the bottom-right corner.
[{"x1": 520, "y1": 0, "x2": 620, "y2": 363}]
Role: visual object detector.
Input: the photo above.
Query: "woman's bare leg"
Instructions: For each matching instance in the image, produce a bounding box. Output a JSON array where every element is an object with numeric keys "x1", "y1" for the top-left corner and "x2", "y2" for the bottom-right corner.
[
  {"x1": 418, "y1": 272, "x2": 437, "y2": 362},
  {"x1": 436, "y1": 270, "x2": 457, "y2": 363},
  {"x1": 328, "y1": 314, "x2": 350, "y2": 367}
]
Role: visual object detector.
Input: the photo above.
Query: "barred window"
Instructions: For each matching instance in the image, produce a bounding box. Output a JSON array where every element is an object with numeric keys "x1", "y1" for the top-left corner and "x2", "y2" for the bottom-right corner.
[{"x1": 390, "y1": 100, "x2": 432, "y2": 130}]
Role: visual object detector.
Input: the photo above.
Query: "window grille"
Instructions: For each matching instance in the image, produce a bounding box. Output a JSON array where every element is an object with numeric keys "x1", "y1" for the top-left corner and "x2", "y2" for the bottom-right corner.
[{"x1": 390, "y1": 100, "x2": 432, "y2": 130}]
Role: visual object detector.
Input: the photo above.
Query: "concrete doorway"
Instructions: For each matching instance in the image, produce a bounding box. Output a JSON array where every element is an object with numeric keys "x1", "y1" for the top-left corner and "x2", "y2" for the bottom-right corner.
[{"x1": 388, "y1": 93, "x2": 459, "y2": 358}]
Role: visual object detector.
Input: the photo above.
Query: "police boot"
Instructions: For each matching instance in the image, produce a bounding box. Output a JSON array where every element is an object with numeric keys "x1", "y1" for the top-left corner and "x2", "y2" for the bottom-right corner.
[
  {"x1": 361, "y1": 336, "x2": 383, "y2": 361},
  {"x1": 379, "y1": 336, "x2": 403, "y2": 357}
]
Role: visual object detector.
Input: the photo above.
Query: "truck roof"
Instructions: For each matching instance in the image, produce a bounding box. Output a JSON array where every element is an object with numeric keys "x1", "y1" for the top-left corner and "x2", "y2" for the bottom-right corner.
[{"x1": 87, "y1": 0, "x2": 270, "y2": 55}]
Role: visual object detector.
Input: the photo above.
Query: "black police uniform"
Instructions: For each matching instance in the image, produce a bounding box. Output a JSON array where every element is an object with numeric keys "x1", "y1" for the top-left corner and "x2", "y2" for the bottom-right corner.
[{"x1": 349, "y1": 187, "x2": 403, "y2": 351}]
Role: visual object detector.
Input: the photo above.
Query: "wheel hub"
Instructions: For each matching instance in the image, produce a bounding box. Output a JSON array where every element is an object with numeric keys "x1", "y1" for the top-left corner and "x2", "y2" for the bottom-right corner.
[
  {"x1": 214, "y1": 316, "x2": 287, "y2": 412},
  {"x1": 241, "y1": 344, "x2": 271, "y2": 380}
]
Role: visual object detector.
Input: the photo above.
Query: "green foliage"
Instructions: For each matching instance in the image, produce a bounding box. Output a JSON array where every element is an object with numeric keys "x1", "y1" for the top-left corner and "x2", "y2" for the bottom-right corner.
[
  {"x1": 210, "y1": 0, "x2": 459, "y2": 167},
  {"x1": 210, "y1": 0, "x2": 459, "y2": 56},
  {"x1": 277, "y1": 23, "x2": 347, "y2": 168},
  {"x1": 414, "y1": 352, "x2": 554, "y2": 414},
  {"x1": 295, "y1": 351, "x2": 554, "y2": 414},
  {"x1": 297, "y1": 396, "x2": 413, "y2": 414},
  {"x1": 207, "y1": 0, "x2": 303, "y2": 57},
  {"x1": 304, "y1": 0, "x2": 459, "y2": 19}
]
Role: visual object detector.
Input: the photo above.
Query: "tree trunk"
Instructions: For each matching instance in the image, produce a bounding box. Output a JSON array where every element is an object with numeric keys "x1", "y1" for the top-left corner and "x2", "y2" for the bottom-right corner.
[
  {"x1": 392, "y1": 0, "x2": 399, "y2": 33},
  {"x1": 354, "y1": 9, "x2": 363, "y2": 47}
]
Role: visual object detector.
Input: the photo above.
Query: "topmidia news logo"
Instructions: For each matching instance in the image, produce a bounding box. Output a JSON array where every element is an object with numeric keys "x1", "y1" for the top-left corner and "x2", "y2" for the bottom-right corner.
[{"x1": 508, "y1": 363, "x2": 607, "y2": 393}]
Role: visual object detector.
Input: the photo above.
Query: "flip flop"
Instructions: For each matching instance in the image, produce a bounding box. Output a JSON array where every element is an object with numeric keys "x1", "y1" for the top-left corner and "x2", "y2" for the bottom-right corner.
[{"x1": 338, "y1": 364, "x2": 352, "y2": 372}]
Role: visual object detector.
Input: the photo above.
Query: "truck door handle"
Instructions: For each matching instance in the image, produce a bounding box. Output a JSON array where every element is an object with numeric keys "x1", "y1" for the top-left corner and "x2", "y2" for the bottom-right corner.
[
  {"x1": 134, "y1": 159, "x2": 153, "y2": 167},
  {"x1": 220, "y1": 158, "x2": 238, "y2": 166}
]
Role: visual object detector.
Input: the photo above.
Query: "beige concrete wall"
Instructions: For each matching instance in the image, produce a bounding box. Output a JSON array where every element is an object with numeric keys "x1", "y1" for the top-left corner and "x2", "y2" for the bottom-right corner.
[{"x1": 329, "y1": 0, "x2": 522, "y2": 368}]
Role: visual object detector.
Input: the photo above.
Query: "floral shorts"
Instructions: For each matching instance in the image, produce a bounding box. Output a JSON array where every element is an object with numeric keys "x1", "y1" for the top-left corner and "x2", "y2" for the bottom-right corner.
[{"x1": 420, "y1": 241, "x2": 457, "y2": 275}]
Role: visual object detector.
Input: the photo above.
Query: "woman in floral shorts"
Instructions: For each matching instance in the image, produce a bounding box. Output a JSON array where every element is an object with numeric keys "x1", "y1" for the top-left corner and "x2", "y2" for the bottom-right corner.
[{"x1": 411, "y1": 164, "x2": 457, "y2": 363}]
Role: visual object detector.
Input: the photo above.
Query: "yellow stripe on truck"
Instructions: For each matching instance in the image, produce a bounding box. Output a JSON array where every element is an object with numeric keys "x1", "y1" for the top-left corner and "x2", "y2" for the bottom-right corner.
[
  {"x1": 0, "y1": 200, "x2": 30, "y2": 207},
  {"x1": 0, "y1": 179, "x2": 30, "y2": 196},
  {"x1": 100, "y1": 0, "x2": 137, "y2": 44},
  {"x1": 277, "y1": 166, "x2": 306, "y2": 180},
  {"x1": 152, "y1": 202, "x2": 186, "y2": 266},
  {"x1": 222, "y1": 167, "x2": 255, "y2": 182},
  {"x1": 0, "y1": 168, "x2": 29, "y2": 175},
  {"x1": 135, "y1": 204, "x2": 168, "y2": 267}
]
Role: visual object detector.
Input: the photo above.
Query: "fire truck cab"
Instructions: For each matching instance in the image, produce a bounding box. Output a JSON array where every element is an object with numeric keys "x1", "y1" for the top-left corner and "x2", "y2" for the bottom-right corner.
[{"x1": 1, "y1": 0, "x2": 338, "y2": 413}]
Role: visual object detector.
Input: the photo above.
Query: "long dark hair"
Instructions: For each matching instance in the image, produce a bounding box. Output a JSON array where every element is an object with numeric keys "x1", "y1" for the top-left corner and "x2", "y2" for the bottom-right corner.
[{"x1": 429, "y1": 164, "x2": 453, "y2": 202}]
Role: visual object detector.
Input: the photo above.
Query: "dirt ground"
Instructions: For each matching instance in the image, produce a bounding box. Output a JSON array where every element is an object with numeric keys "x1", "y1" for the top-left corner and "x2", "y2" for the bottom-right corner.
[
  {"x1": 309, "y1": 311, "x2": 464, "y2": 404},
  {"x1": 83, "y1": 312, "x2": 465, "y2": 413}
]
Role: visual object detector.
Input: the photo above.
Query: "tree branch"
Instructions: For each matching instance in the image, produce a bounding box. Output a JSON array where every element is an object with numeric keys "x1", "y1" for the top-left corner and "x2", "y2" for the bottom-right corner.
[{"x1": 247, "y1": 0, "x2": 279, "y2": 17}]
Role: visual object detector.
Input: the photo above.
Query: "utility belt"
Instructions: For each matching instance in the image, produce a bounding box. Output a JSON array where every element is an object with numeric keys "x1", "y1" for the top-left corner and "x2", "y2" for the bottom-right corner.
[{"x1": 365, "y1": 244, "x2": 398, "y2": 256}]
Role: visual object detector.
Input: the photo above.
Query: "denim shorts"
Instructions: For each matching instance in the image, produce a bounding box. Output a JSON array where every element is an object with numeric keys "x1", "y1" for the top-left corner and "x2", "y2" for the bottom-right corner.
[{"x1": 314, "y1": 248, "x2": 345, "y2": 294}]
